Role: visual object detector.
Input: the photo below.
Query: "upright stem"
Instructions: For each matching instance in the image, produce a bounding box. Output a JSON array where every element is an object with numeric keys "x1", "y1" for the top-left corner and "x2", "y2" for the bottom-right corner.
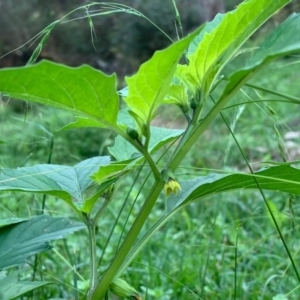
[
  {"x1": 90, "y1": 179, "x2": 164, "y2": 300},
  {"x1": 87, "y1": 221, "x2": 97, "y2": 296},
  {"x1": 90, "y1": 68, "x2": 254, "y2": 300}
]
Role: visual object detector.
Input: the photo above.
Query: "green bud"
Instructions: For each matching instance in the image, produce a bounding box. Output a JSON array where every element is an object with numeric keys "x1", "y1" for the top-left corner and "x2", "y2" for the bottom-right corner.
[
  {"x1": 161, "y1": 169, "x2": 181, "y2": 196},
  {"x1": 109, "y1": 278, "x2": 141, "y2": 299},
  {"x1": 128, "y1": 110, "x2": 148, "y2": 137},
  {"x1": 164, "y1": 178, "x2": 181, "y2": 196},
  {"x1": 126, "y1": 127, "x2": 140, "y2": 140},
  {"x1": 190, "y1": 97, "x2": 197, "y2": 110}
]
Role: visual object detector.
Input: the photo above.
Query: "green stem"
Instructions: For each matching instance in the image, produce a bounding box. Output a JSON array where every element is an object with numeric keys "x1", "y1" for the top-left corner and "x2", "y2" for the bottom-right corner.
[
  {"x1": 90, "y1": 55, "x2": 259, "y2": 300},
  {"x1": 93, "y1": 187, "x2": 115, "y2": 225},
  {"x1": 116, "y1": 128, "x2": 160, "y2": 179},
  {"x1": 172, "y1": 0, "x2": 183, "y2": 39},
  {"x1": 90, "y1": 179, "x2": 164, "y2": 300},
  {"x1": 87, "y1": 222, "x2": 97, "y2": 296},
  {"x1": 140, "y1": 148, "x2": 160, "y2": 179},
  {"x1": 90, "y1": 74, "x2": 247, "y2": 299}
]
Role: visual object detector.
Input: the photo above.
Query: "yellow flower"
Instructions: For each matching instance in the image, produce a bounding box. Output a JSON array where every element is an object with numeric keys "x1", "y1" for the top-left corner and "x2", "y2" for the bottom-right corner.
[{"x1": 164, "y1": 179, "x2": 181, "y2": 196}]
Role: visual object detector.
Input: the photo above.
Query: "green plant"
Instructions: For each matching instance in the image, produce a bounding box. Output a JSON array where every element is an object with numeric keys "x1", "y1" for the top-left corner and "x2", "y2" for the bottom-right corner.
[{"x1": 1, "y1": 0, "x2": 300, "y2": 299}]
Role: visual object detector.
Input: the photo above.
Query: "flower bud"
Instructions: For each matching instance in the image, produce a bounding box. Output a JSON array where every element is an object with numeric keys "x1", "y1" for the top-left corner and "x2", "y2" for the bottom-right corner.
[
  {"x1": 161, "y1": 169, "x2": 181, "y2": 196},
  {"x1": 190, "y1": 97, "x2": 197, "y2": 110},
  {"x1": 126, "y1": 127, "x2": 140, "y2": 140},
  {"x1": 109, "y1": 278, "x2": 141, "y2": 299},
  {"x1": 164, "y1": 178, "x2": 181, "y2": 196}
]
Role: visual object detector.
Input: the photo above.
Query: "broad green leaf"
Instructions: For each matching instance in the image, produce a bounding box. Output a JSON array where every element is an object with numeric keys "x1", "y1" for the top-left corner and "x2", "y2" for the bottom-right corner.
[
  {"x1": 73, "y1": 156, "x2": 110, "y2": 192},
  {"x1": 0, "y1": 272, "x2": 50, "y2": 300},
  {"x1": 187, "y1": 0, "x2": 289, "y2": 95},
  {"x1": 163, "y1": 85, "x2": 188, "y2": 106},
  {"x1": 59, "y1": 109, "x2": 134, "y2": 131},
  {"x1": 91, "y1": 159, "x2": 135, "y2": 185},
  {"x1": 0, "y1": 218, "x2": 27, "y2": 229},
  {"x1": 187, "y1": 13, "x2": 225, "y2": 55},
  {"x1": 82, "y1": 177, "x2": 118, "y2": 213},
  {"x1": 109, "y1": 127, "x2": 184, "y2": 161},
  {"x1": 0, "y1": 60, "x2": 119, "y2": 128},
  {"x1": 0, "y1": 156, "x2": 110, "y2": 209},
  {"x1": 166, "y1": 165, "x2": 300, "y2": 213},
  {"x1": 220, "y1": 13, "x2": 300, "y2": 101},
  {"x1": 0, "y1": 215, "x2": 85, "y2": 270},
  {"x1": 117, "y1": 109, "x2": 136, "y2": 131},
  {"x1": 59, "y1": 108, "x2": 137, "y2": 133},
  {"x1": 247, "y1": 13, "x2": 300, "y2": 66},
  {"x1": 174, "y1": 64, "x2": 196, "y2": 94},
  {"x1": 122, "y1": 165, "x2": 300, "y2": 274},
  {"x1": 124, "y1": 28, "x2": 202, "y2": 127},
  {"x1": 59, "y1": 117, "x2": 106, "y2": 131}
]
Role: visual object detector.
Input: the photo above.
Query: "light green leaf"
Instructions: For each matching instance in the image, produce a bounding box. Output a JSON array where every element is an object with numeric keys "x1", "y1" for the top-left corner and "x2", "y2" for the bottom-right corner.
[
  {"x1": 163, "y1": 84, "x2": 188, "y2": 106},
  {"x1": 187, "y1": 13, "x2": 225, "y2": 55},
  {"x1": 174, "y1": 64, "x2": 196, "y2": 94},
  {"x1": 124, "y1": 28, "x2": 202, "y2": 127},
  {"x1": 82, "y1": 177, "x2": 118, "y2": 213},
  {"x1": 247, "y1": 13, "x2": 300, "y2": 66},
  {"x1": 109, "y1": 127, "x2": 184, "y2": 161},
  {"x1": 59, "y1": 108, "x2": 138, "y2": 133},
  {"x1": 117, "y1": 109, "x2": 136, "y2": 130},
  {"x1": 187, "y1": 0, "x2": 289, "y2": 95},
  {"x1": 91, "y1": 159, "x2": 135, "y2": 185},
  {"x1": 58, "y1": 117, "x2": 106, "y2": 131},
  {"x1": 0, "y1": 60, "x2": 119, "y2": 128},
  {"x1": 0, "y1": 215, "x2": 85, "y2": 270},
  {"x1": 0, "y1": 272, "x2": 50, "y2": 300},
  {"x1": 0, "y1": 156, "x2": 110, "y2": 209},
  {"x1": 220, "y1": 13, "x2": 300, "y2": 101},
  {"x1": 59, "y1": 109, "x2": 134, "y2": 131}
]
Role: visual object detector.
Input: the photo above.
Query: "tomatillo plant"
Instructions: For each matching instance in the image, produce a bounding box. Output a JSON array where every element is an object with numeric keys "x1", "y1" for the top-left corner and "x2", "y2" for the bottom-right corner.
[{"x1": 1, "y1": 0, "x2": 300, "y2": 299}]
